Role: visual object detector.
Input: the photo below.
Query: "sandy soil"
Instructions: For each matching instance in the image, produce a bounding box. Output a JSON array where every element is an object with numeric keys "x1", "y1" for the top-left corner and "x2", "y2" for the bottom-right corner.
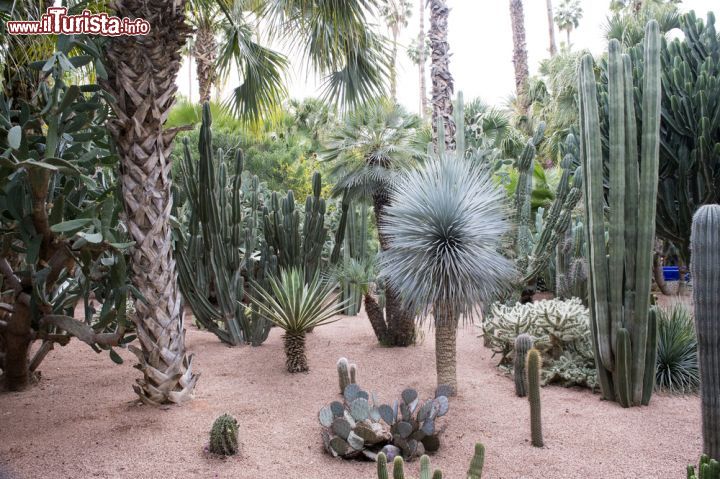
[{"x1": 0, "y1": 308, "x2": 701, "y2": 479}]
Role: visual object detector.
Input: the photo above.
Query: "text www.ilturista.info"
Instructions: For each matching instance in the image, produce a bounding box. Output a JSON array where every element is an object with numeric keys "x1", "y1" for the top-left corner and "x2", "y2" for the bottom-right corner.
[{"x1": 6, "y1": 8, "x2": 150, "y2": 36}]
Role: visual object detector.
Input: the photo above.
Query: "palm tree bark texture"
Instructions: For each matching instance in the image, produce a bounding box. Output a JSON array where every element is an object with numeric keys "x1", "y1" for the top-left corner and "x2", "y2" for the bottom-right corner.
[
  {"x1": 428, "y1": 0, "x2": 455, "y2": 152},
  {"x1": 194, "y1": 21, "x2": 217, "y2": 104},
  {"x1": 509, "y1": 0, "x2": 530, "y2": 114},
  {"x1": 101, "y1": 0, "x2": 199, "y2": 405}
]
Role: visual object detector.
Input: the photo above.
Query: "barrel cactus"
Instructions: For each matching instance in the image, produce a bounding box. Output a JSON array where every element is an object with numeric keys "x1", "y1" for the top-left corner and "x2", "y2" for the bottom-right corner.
[
  {"x1": 691, "y1": 204, "x2": 720, "y2": 459},
  {"x1": 376, "y1": 442, "x2": 485, "y2": 479},
  {"x1": 514, "y1": 334, "x2": 533, "y2": 397},
  {"x1": 578, "y1": 21, "x2": 661, "y2": 407},
  {"x1": 527, "y1": 348, "x2": 543, "y2": 447},
  {"x1": 209, "y1": 414, "x2": 239, "y2": 456}
]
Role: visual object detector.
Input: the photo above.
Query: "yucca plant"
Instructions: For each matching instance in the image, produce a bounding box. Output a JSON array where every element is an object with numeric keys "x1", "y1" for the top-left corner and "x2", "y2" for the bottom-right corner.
[
  {"x1": 379, "y1": 147, "x2": 516, "y2": 394},
  {"x1": 247, "y1": 269, "x2": 345, "y2": 373},
  {"x1": 655, "y1": 303, "x2": 699, "y2": 394}
]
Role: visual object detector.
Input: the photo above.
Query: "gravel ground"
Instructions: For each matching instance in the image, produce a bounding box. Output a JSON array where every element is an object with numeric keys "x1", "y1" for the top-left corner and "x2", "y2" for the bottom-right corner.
[{"x1": 0, "y1": 308, "x2": 701, "y2": 479}]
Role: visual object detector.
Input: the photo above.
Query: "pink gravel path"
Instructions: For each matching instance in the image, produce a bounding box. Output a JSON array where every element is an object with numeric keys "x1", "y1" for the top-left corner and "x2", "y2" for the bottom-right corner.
[{"x1": 0, "y1": 310, "x2": 701, "y2": 478}]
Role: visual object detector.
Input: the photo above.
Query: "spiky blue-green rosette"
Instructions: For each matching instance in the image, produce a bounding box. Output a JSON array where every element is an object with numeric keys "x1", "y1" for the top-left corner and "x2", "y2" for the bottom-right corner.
[{"x1": 378, "y1": 152, "x2": 516, "y2": 319}]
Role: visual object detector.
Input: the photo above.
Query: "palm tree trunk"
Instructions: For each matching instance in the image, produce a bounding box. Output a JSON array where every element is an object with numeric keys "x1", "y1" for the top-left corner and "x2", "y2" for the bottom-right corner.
[
  {"x1": 364, "y1": 293, "x2": 389, "y2": 344},
  {"x1": 428, "y1": 0, "x2": 456, "y2": 151},
  {"x1": 195, "y1": 22, "x2": 217, "y2": 105},
  {"x1": 418, "y1": 1, "x2": 427, "y2": 118},
  {"x1": 434, "y1": 302, "x2": 458, "y2": 396},
  {"x1": 509, "y1": 0, "x2": 530, "y2": 114},
  {"x1": 566, "y1": 28, "x2": 571, "y2": 47},
  {"x1": 102, "y1": 0, "x2": 198, "y2": 406},
  {"x1": 546, "y1": 0, "x2": 557, "y2": 56},
  {"x1": 284, "y1": 332, "x2": 308, "y2": 372},
  {"x1": 372, "y1": 191, "x2": 415, "y2": 347},
  {"x1": 390, "y1": 30, "x2": 398, "y2": 103}
]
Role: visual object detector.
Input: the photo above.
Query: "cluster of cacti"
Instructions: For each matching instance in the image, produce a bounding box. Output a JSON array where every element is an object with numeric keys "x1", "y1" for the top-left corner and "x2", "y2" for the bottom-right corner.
[
  {"x1": 578, "y1": 21, "x2": 661, "y2": 406},
  {"x1": 514, "y1": 122, "x2": 546, "y2": 273},
  {"x1": 336, "y1": 201, "x2": 371, "y2": 315},
  {"x1": 376, "y1": 442, "x2": 485, "y2": 479},
  {"x1": 209, "y1": 414, "x2": 239, "y2": 456},
  {"x1": 262, "y1": 172, "x2": 329, "y2": 285},
  {"x1": 691, "y1": 205, "x2": 720, "y2": 459},
  {"x1": 484, "y1": 299, "x2": 596, "y2": 389},
  {"x1": 555, "y1": 220, "x2": 588, "y2": 303},
  {"x1": 526, "y1": 348, "x2": 543, "y2": 447},
  {"x1": 523, "y1": 134, "x2": 584, "y2": 285},
  {"x1": 513, "y1": 334, "x2": 533, "y2": 397},
  {"x1": 687, "y1": 454, "x2": 720, "y2": 479},
  {"x1": 337, "y1": 357, "x2": 358, "y2": 394},
  {"x1": 175, "y1": 104, "x2": 275, "y2": 346}
]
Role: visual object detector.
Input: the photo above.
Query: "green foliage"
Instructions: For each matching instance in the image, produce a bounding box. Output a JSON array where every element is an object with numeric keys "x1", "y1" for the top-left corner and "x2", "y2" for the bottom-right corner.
[
  {"x1": 376, "y1": 442, "x2": 485, "y2": 479},
  {"x1": 527, "y1": 348, "x2": 544, "y2": 447},
  {"x1": 655, "y1": 303, "x2": 699, "y2": 393},
  {"x1": 687, "y1": 454, "x2": 720, "y2": 479},
  {"x1": 209, "y1": 414, "x2": 239, "y2": 456}
]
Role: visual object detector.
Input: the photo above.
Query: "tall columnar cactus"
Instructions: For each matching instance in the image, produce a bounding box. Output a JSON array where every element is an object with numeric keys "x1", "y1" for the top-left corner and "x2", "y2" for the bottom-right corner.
[
  {"x1": 209, "y1": 414, "x2": 239, "y2": 456},
  {"x1": 262, "y1": 172, "x2": 329, "y2": 284},
  {"x1": 691, "y1": 204, "x2": 720, "y2": 459},
  {"x1": 555, "y1": 219, "x2": 588, "y2": 303},
  {"x1": 527, "y1": 348, "x2": 543, "y2": 447},
  {"x1": 175, "y1": 104, "x2": 274, "y2": 346},
  {"x1": 514, "y1": 334, "x2": 533, "y2": 397},
  {"x1": 578, "y1": 21, "x2": 661, "y2": 406},
  {"x1": 376, "y1": 442, "x2": 484, "y2": 479}
]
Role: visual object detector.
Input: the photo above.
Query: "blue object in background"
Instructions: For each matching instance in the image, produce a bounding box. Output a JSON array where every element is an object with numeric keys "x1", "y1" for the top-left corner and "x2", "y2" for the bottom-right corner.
[{"x1": 662, "y1": 266, "x2": 690, "y2": 282}]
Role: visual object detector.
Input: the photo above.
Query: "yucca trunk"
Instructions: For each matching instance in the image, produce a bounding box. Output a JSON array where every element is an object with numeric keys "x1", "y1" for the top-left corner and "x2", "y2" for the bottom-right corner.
[
  {"x1": 509, "y1": 0, "x2": 530, "y2": 113},
  {"x1": 101, "y1": 0, "x2": 198, "y2": 405},
  {"x1": 364, "y1": 293, "x2": 389, "y2": 344},
  {"x1": 195, "y1": 22, "x2": 217, "y2": 104},
  {"x1": 283, "y1": 332, "x2": 308, "y2": 373},
  {"x1": 434, "y1": 303, "x2": 458, "y2": 396},
  {"x1": 428, "y1": 0, "x2": 456, "y2": 151}
]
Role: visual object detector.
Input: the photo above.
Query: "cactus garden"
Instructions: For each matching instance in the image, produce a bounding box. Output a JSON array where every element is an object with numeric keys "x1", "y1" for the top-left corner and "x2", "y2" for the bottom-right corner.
[{"x1": 1, "y1": 1, "x2": 719, "y2": 478}]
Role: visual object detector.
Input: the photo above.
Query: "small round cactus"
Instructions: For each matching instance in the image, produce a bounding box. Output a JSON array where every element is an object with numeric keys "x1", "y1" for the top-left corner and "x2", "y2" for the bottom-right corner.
[{"x1": 209, "y1": 414, "x2": 239, "y2": 456}]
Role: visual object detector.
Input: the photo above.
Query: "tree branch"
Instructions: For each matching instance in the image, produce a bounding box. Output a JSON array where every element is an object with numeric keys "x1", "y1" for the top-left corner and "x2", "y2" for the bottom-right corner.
[
  {"x1": 29, "y1": 340, "x2": 55, "y2": 372},
  {"x1": 0, "y1": 258, "x2": 22, "y2": 294},
  {"x1": 40, "y1": 315, "x2": 126, "y2": 347}
]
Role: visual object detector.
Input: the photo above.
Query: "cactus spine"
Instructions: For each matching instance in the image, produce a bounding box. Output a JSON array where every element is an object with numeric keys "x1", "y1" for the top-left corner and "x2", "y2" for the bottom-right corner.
[
  {"x1": 209, "y1": 414, "x2": 239, "y2": 456},
  {"x1": 514, "y1": 334, "x2": 533, "y2": 397},
  {"x1": 578, "y1": 21, "x2": 661, "y2": 406},
  {"x1": 691, "y1": 204, "x2": 720, "y2": 459},
  {"x1": 527, "y1": 348, "x2": 543, "y2": 447},
  {"x1": 376, "y1": 443, "x2": 484, "y2": 479}
]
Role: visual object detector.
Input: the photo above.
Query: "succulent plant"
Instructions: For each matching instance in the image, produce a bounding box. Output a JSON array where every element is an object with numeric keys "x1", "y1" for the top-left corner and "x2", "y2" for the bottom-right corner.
[
  {"x1": 514, "y1": 334, "x2": 533, "y2": 397},
  {"x1": 209, "y1": 414, "x2": 239, "y2": 456},
  {"x1": 687, "y1": 454, "x2": 720, "y2": 479},
  {"x1": 337, "y1": 357, "x2": 358, "y2": 394},
  {"x1": 376, "y1": 442, "x2": 485, "y2": 479},
  {"x1": 527, "y1": 348, "x2": 543, "y2": 447}
]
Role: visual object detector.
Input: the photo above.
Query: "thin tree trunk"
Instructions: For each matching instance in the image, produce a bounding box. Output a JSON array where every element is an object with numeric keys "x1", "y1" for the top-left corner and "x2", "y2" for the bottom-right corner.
[
  {"x1": 653, "y1": 241, "x2": 671, "y2": 295},
  {"x1": 566, "y1": 28, "x2": 571, "y2": 47},
  {"x1": 509, "y1": 0, "x2": 530, "y2": 114},
  {"x1": 434, "y1": 303, "x2": 458, "y2": 396},
  {"x1": 390, "y1": 30, "x2": 398, "y2": 103},
  {"x1": 102, "y1": 0, "x2": 198, "y2": 406},
  {"x1": 546, "y1": 0, "x2": 557, "y2": 56},
  {"x1": 188, "y1": 46, "x2": 193, "y2": 103},
  {"x1": 195, "y1": 22, "x2": 217, "y2": 105},
  {"x1": 418, "y1": 1, "x2": 427, "y2": 118},
  {"x1": 364, "y1": 293, "x2": 389, "y2": 344},
  {"x1": 2, "y1": 302, "x2": 32, "y2": 391},
  {"x1": 428, "y1": 0, "x2": 456, "y2": 151}
]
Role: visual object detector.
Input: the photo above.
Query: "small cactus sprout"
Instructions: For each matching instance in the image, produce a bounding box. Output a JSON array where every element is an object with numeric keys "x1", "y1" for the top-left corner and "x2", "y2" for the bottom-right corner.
[
  {"x1": 687, "y1": 454, "x2": 720, "y2": 479},
  {"x1": 337, "y1": 357, "x2": 352, "y2": 394},
  {"x1": 527, "y1": 348, "x2": 544, "y2": 447},
  {"x1": 514, "y1": 334, "x2": 533, "y2": 397},
  {"x1": 467, "y1": 443, "x2": 485, "y2": 479},
  {"x1": 209, "y1": 414, "x2": 239, "y2": 456},
  {"x1": 393, "y1": 456, "x2": 406, "y2": 479},
  {"x1": 376, "y1": 443, "x2": 486, "y2": 478}
]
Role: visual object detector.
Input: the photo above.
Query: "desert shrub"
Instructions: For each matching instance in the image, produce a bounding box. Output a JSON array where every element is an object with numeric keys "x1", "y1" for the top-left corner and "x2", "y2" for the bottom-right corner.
[
  {"x1": 655, "y1": 303, "x2": 699, "y2": 394},
  {"x1": 483, "y1": 298, "x2": 596, "y2": 388}
]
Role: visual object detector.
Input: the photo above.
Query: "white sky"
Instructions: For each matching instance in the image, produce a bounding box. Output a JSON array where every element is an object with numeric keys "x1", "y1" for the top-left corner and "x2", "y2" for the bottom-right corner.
[{"x1": 176, "y1": 0, "x2": 719, "y2": 115}]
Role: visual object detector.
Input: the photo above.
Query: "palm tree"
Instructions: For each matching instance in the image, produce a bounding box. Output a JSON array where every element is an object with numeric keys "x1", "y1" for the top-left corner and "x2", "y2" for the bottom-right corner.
[
  {"x1": 190, "y1": 4, "x2": 218, "y2": 104},
  {"x1": 406, "y1": 6, "x2": 430, "y2": 118},
  {"x1": 428, "y1": 0, "x2": 456, "y2": 150},
  {"x1": 508, "y1": 0, "x2": 530, "y2": 115},
  {"x1": 554, "y1": 0, "x2": 583, "y2": 48},
  {"x1": 101, "y1": 0, "x2": 389, "y2": 404},
  {"x1": 381, "y1": 0, "x2": 413, "y2": 103},
  {"x1": 248, "y1": 269, "x2": 345, "y2": 373},
  {"x1": 322, "y1": 100, "x2": 421, "y2": 347},
  {"x1": 379, "y1": 151, "x2": 516, "y2": 394},
  {"x1": 546, "y1": 0, "x2": 558, "y2": 56}
]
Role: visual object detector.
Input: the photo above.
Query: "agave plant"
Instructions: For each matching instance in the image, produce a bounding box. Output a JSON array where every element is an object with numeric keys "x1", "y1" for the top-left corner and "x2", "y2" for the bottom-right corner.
[
  {"x1": 379, "y1": 151, "x2": 516, "y2": 394},
  {"x1": 247, "y1": 269, "x2": 345, "y2": 373},
  {"x1": 655, "y1": 303, "x2": 699, "y2": 394}
]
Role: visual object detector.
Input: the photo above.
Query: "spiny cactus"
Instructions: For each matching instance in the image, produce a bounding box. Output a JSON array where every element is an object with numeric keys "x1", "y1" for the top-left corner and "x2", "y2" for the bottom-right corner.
[
  {"x1": 578, "y1": 21, "x2": 661, "y2": 406},
  {"x1": 527, "y1": 348, "x2": 543, "y2": 447},
  {"x1": 376, "y1": 442, "x2": 485, "y2": 479},
  {"x1": 514, "y1": 334, "x2": 533, "y2": 397},
  {"x1": 687, "y1": 454, "x2": 720, "y2": 479},
  {"x1": 337, "y1": 357, "x2": 358, "y2": 394},
  {"x1": 691, "y1": 204, "x2": 720, "y2": 459},
  {"x1": 555, "y1": 220, "x2": 588, "y2": 303},
  {"x1": 209, "y1": 414, "x2": 239, "y2": 456}
]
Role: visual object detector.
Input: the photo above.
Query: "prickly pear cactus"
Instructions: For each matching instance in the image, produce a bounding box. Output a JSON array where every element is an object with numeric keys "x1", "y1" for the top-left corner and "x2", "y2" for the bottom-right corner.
[
  {"x1": 514, "y1": 334, "x2": 533, "y2": 397},
  {"x1": 209, "y1": 414, "x2": 239, "y2": 456}
]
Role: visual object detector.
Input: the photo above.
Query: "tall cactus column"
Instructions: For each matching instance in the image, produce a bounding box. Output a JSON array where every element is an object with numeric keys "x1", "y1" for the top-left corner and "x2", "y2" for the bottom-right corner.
[
  {"x1": 691, "y1": 204, "x2": 720, "y2": 459},
  {"x1": 578, "y1": 21, "x2": 661, "y2": 407}
]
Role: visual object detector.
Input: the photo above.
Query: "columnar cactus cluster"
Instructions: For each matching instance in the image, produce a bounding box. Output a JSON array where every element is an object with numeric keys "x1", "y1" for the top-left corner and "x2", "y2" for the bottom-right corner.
[
  {"x1": 209, "y1": 414, "x2": 239, "y2": 456},
  {"x1": 578, "y1": 21, "x2": 662, "y2": 406},
  {"x1": 691, "y1": 204, "x2": 720, "y2": 459},
  {"x1": 337, "y1": 357, "x2": 358, "y2": 394},
  {"x1": 514, "y1": 122, "x2": 545, "y2": 273},
  {"x1": 514, "y1": 334, "x2": 533, "y2": 397},
  {"x1": 555, "y1": 220, "x2": 588, "y2": 302},
  {"x1": 376, "y1": 442, "x2": 485, "y2": 479},
  {"x1": 527, "y1": 349, "x2": 543, "y2": 447},
  {"x1": 687, "y1": 454, "x2": 720, "y2": 479}
]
